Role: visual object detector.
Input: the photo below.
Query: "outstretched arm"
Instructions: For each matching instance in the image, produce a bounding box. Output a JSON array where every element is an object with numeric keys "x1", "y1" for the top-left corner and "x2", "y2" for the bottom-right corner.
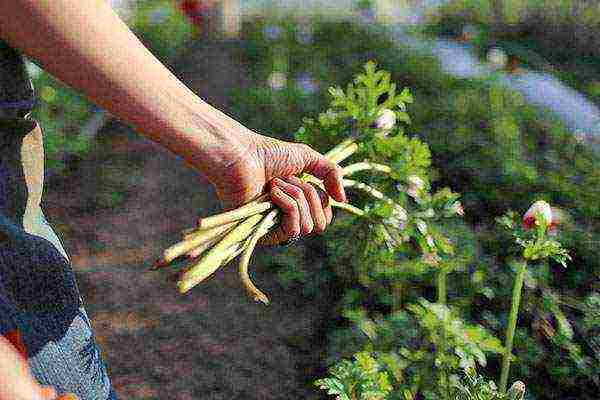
[
  {"x1": 0, "y1": 0, "x2": 243, "y2": 174},
  {"x1": 0, "y1": 0, "x2": 346, "y2": 243}
]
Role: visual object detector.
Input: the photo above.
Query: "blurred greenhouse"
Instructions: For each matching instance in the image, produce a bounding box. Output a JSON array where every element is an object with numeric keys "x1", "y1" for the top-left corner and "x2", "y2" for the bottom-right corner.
[{"x1": 25, "y1": 1, "x2": 600, "y2": 399}]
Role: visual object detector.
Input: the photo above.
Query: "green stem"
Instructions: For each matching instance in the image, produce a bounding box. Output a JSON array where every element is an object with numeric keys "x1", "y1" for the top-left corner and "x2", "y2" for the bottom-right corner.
[
  {"x1": 391, "y1": 281, "x2": 403, "y2": 312},
  {"x1": 437, "y1": 270, "x2": 448, "y2": 399},
  {"x1": 437, "y1": 270, "x2": 447, "y2": 305},
  {"x1": 500, "y1": 260, "x2": 527, "y2": 393}
]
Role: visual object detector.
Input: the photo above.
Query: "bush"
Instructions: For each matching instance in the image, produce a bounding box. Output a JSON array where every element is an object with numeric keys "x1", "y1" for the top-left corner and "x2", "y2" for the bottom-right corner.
[{"x1": 227, "y1": 17, "x2": 600, "y2": 399}]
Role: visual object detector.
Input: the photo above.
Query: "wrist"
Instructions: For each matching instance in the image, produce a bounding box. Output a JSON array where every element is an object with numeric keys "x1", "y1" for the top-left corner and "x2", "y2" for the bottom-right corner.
[{"x1": 176, "y1": 102, "x2": 259, "y2": 176}]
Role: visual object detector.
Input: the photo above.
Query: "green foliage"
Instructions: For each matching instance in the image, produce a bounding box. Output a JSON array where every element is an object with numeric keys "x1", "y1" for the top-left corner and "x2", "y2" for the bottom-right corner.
[
  {"x1": 30, "y1": 69, "x2": 95, "y2": 173},
  {"x1": 230, "y1": 16, "x2": 599, "y2": 399},
  {"x1": 315, "y1": 352, "x2": 392, "y2": 400},
  {"x1": 319, "y1": 299, "x2": 503, "y2": 400},
  {"x1": 130, "y1": 0, "x2": 193, "y2": 62},
  {"x1": 453, "y1": 369, "x2": 525, "y2": 400}
]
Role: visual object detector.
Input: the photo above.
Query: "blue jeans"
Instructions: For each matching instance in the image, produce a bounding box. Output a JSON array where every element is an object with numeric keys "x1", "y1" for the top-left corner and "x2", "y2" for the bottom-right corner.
[{"x1": 1, "y1": 39, "x2": 117, "y2": 400}]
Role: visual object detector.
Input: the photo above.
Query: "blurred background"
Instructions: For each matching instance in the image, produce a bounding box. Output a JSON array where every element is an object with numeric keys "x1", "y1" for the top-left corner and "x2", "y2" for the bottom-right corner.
[{"x1": 30, "y1": 1, "x2": 599, "y2": 399}]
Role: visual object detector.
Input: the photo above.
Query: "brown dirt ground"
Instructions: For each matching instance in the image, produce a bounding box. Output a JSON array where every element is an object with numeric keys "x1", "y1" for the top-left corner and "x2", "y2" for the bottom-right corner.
[{"x1": 43, "y1": 40, "x2": 333, "y2": 400}]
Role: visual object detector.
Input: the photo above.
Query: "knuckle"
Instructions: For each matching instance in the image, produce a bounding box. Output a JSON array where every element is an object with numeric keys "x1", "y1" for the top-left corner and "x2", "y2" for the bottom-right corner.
[
  {"x1": 288, "y1": 186, "x2": 304, "y2": 198},
  {"x1": 301, "y1": 219, "x2": 314, "y2": 235},
  {"x1": 304, "y1": 184, "x2": 319, "y2": 200},
  {"x1": 314, "y1": 219, "x2": 326, "y2": 234}
]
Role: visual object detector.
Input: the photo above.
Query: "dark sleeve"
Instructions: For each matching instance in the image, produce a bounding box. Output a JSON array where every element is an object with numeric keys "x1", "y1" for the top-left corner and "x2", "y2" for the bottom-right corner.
[{"x1": 0, "y1": 38, "x2": 36, "y2": 119}]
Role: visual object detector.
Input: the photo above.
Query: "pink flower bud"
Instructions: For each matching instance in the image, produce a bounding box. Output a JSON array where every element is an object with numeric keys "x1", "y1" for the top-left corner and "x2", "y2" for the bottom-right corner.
[
  {"x1": 374, "y1": 108, "x2": 396, "y2": 133},
  {"x1": 522, "y1": 200, "x2": 553, "y2": 229},
  {"x1": 422, "y1": 251, "x2": 441, "y2": 266},
  {"x1": 450, "y1": 201, "x2": 465, "y2": 216},
  {"x1": 407, "y1": 175, "x2": 425, "y2": 198}
]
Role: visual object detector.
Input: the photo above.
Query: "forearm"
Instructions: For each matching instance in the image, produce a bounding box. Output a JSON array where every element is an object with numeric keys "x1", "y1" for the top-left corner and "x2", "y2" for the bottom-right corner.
[{"x1": 0, "y1": 0, "x2": 250, "y2": 174}]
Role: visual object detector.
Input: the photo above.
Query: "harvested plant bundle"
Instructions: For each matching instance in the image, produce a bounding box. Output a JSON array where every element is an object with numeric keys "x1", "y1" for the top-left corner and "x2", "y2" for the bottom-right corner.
[
  {"x1": 152, "y1": 136, "x2": 403, "y2": 304},
  {"x1": 152, "y1": 61, "x2": 420, "y2": 304}
]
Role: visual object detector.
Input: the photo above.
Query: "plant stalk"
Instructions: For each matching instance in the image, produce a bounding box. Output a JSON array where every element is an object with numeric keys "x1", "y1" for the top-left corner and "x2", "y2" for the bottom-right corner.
[
  {"x1": 437, "y1": 270, "x2": 447, "y2": 305},
  {"x1": 198, "y1": 201, "x2": 273, "y2": 229},
  {"x1": 500, "y1": 260, "x2": 527, "y2": 393},
  {"x1": 437, "y1": 269, "x2": 449, "y2": 399}
]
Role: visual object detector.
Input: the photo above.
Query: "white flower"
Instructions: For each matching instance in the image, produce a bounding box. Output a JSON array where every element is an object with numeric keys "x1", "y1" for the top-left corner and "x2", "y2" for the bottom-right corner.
[
  {"x1": 268, "y1": 72, "x2": 287, "y2": 91},
  {"x1": 449, "y1": 201, "x2": 465, "y2": 216},
  {"x1": 374, "y1": 108, "x2": 396, "y2": 133},
  {"x1": 416, "y1": 219, "x2": 428, "y2": 235},
  {"x1": 407, "y1": 175, "x2": 425, "y2": 198},
  {"x1": 426, "y1": 235, "x2": 435, "y2": 248},
  {"x1": 523, "y1": 200, "x2": 553, "y2": 229}
]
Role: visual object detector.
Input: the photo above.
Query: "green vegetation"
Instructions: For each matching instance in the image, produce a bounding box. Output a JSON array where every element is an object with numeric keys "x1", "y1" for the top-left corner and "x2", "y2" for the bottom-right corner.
[{"x1": 229, "y1": 17, "x2": 600, "y2": 399}]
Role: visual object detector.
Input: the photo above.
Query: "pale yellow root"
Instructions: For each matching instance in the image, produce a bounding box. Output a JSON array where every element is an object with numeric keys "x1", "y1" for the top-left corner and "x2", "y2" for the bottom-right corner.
[
  {"x1": 343, "y1": 178, "x2": 408, "y2": 218},
  {"x1": 186, "y1": 234, "x2": 222, "y2": 259},
  {"x1": 331, "y1": 200, "x2": 365, "y2": 216},
  {"x1": 343, "y1": 179, "x2": 391, "y2": 202},
  {"x1": 342, "y1": 161, "x2": 392, "y2": 176},
  {"x1": 238, "y1": 210, "x2": 279, "y2": 305},
  {"x1": 329, "y1": 142, "x2": 359, "y2": 164},
  {"x1": 178, "y1": 214, "x2": 264, "y2": 291},
  {"x1": 164, "y1": 222, "x2": 238, "y2": 263},
  {"x1": 177, "y1": 241, "x2": 244, "y2": 294},
  {"x1": 198, "y1": 201, "x2": 273, "y2": 229},
  {"x1": 324, "y1": 138, "x2": 355, "y2": 160},
  {"x1": 301, "y1": 174, "x2": 365, "y2": 216}
]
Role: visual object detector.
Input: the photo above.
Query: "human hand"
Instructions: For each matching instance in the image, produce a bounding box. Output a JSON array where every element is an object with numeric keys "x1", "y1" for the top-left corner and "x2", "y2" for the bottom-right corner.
[
  {"x1": 0, "y1": 336, "x2": 57, "y2": 400},
  {"x1": 202, "y1": 131, "x2": 347, "y2": 245}
]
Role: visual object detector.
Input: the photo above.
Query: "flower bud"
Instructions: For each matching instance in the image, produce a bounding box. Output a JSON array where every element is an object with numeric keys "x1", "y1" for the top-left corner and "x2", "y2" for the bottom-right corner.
[
  {"x1": 426, "y1": 235, "x2": 435, "y2": 248},
  {"x1": 374, "y1": 108, "x2": 396, "y2": 133},
  {"x1": 449, "y1": 201, "x2": 465, "y2": 216},
  {"x1": 422, "y1": 251, "x2": 441, "y2": 266},
  {"x1": 507, "y1": 381, "x2": 525, "y2": 400},
  {"x1": 407, "y1": 175, "x2": 425, "y2": 198},
  {"x1": 416, "y1": 219, "x2": 428, "y2": 235},
  {"x1": 523, "y1": 200, "x2": 553, "y2": 230}
]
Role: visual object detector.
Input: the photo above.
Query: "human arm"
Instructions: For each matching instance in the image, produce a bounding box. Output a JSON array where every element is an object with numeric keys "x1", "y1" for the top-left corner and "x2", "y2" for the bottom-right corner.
[
  {"x1": 0, "y1": 335, "x2": 57, "y2": 400},
  {"x1": 0, "y1": 0, "x2": 346, "y2": 241}
]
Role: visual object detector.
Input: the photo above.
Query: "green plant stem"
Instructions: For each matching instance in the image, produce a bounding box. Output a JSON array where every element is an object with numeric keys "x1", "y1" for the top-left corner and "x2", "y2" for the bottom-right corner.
[
  {"x1": 437, "y1": 270, "x2": 447, "y2": 305},
  {"x1": 437, "y1": 269, "x2": 449, "y2": 399},
  {"x1": 500, "y1": 260, "x2": 527, "y2": 393},
  {"x1": 391, "y1": 281, "x2": 403, "y2": 312}
]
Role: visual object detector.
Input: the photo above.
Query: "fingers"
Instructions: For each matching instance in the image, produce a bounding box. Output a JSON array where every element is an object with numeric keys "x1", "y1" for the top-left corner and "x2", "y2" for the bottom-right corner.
[
  {"x1": 271, "y1": 178, "x2": 313, "y2": 235},
  {"x1": 299, "y1": 144, "x2": 346, "y2": 204},
  {"x1": 269, "y1": 183, "x2": 301, "y2": 244},
  {"x1": 285, "y1": 176, "x2": 328, "y2": 234},
  {"x1": 316, "y1": 183, "x2": 333, "y2": 225}
]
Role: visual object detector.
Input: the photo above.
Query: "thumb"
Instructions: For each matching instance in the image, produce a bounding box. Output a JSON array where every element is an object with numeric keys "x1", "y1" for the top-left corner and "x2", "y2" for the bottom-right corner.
[{"x1": 298, "y1": 144, "x2": 346, "y2": 203}]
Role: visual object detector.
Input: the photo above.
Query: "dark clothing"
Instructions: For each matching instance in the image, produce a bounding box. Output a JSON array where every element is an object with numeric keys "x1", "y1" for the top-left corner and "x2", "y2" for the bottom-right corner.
[{"x1": 0, "y1": 38, "x2": 116, "y2": 400}]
